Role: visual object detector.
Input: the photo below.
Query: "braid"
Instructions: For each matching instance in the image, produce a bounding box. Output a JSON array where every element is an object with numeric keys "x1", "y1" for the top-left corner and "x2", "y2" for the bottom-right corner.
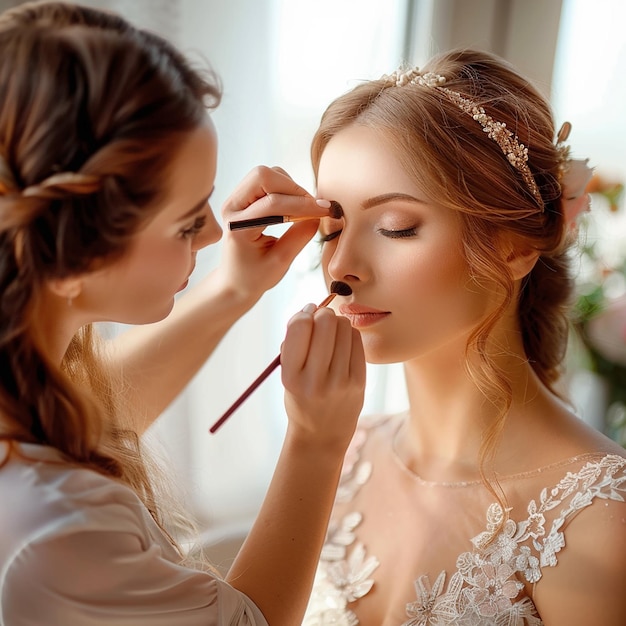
[{"x1": 22, "y1": 172, "x2": 101, "y2": 200}]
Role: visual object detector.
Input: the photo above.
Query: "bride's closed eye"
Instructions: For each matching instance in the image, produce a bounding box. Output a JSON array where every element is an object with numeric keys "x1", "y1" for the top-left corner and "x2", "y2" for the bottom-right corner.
[
  {"x1": 378, "y1": 226, "x2": 419, "y2": 238},
  {"x1": 319, "y1": 223, "x2": 420, "y2": 243}
]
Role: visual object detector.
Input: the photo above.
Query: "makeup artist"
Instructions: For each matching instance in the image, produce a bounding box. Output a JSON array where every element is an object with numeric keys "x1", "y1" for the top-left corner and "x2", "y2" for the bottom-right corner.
[{"x1": 0, "y1": 3, "x2": 365, "y2": 625}]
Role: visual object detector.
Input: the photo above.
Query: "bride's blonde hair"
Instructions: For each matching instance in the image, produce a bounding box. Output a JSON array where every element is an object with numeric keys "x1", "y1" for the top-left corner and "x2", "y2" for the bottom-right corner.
[{"x1": 312, "y1": 48, "x2": 575, "y2": 517}]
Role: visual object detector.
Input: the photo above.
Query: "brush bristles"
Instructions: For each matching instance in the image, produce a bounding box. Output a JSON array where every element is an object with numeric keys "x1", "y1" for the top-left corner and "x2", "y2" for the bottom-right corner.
[
  {"x1": 329, "y1": 200, "x2": 343, "y2": 219},
  {"x1": 330, "y1": 280, "x2": 352, "y2": 296}
]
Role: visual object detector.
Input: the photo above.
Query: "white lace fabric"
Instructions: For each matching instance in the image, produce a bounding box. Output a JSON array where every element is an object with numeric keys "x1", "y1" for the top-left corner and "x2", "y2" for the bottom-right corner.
[{"x1": 303, "y1": 415, "x2": 626, "y2": 626}]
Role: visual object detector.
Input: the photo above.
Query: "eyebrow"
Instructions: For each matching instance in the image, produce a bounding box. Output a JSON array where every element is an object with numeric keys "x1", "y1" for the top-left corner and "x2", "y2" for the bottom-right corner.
[
  {"x1": 361, "y1": 192, "x2": 426, "y2": 210},
  {"x1": 177, "y1": 187, "x2": 214, "y2": 221}
]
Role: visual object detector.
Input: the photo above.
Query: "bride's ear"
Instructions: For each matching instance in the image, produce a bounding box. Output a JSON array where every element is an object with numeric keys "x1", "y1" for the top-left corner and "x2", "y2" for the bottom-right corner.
[
  {"x1": 502, "y1": 237, "x2": 540, "y2": 281},
  {"x1": 46, "y1": 276, "x2": 83, "y2": 304}
]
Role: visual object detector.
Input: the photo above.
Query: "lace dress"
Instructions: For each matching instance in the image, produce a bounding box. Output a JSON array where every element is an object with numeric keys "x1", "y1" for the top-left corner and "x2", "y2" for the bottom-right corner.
[{"x1": 303, "y1": 414, "x2": 626, "y2": 626}]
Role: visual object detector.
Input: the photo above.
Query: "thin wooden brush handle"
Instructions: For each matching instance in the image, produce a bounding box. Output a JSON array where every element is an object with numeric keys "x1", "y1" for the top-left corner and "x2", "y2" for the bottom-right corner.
[
  {"x1": 209, "y1": 292, "x2": 337, "y2": 433},
  {"x1": 209, "y1": 354, "x2": 281, "y2": 433}
]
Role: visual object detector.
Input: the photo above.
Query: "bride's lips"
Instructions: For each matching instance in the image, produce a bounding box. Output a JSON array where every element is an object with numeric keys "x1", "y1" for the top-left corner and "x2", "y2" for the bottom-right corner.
[
  {"x1": 338, "y1": 303, "x2": 390, "y2": 328},
  {"x1": 178, "y1": 262, "x2": 196, "y2": 292}
]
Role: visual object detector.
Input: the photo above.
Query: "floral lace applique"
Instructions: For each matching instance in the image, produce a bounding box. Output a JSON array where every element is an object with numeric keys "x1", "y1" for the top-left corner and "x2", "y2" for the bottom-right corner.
[
  {"x1": 304, "y1": 519, "x2": 379, "y2": 626},
  {"x1": 401, "y1": 455, "x2": 626, "y2": 625},
  {"x1": 303, "y1": 421, "x2": 626, "y2": 626},
  {"x1": 304, "y1": 426, "x2": 379, "y2": 626}
]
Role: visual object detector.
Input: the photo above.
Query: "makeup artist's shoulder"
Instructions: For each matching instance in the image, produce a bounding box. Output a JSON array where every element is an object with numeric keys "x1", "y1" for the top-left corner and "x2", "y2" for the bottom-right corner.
[{"x1": 0, "y1": 445, "x2": 146, "y2": 540}]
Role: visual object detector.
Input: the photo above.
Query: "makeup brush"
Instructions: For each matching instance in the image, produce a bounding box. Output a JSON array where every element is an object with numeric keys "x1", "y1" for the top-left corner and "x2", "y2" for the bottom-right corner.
[
  {"x1": 229, "y1": 200, "x2": 343, "y2": 231},
  {"x1": 209, "y1": 279, "x2": 352, "y2": 433}
]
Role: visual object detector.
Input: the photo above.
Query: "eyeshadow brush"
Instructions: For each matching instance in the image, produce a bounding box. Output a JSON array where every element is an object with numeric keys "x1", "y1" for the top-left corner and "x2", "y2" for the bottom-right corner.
[
  {"x1": 209, "y1": 279, "x2": 352, "y2": 433},
  {"x1": 229, "y1": 200, "x2": 343, "y2": 231}
]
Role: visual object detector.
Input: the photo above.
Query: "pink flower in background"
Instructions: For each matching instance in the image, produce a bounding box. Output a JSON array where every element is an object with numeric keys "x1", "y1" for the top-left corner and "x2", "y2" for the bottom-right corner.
[
  {"x1": 561, "y1": 158, "x2": 594, "y2": 230},
  {"x1": 563, "y1": 158, "x2": 594, "y2": 197},
  {"x1": 563, "y1": 193, "x2": 591, "y2": 230}
]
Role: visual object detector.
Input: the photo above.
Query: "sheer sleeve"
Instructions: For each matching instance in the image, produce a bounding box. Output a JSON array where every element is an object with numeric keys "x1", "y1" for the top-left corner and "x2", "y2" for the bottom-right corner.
[
  {"x1": 2, "y1": 526, "x2": 267, "y2": 626},
  {"x1": 0, "y1": 457, "x2": 267, "y2": 626}
]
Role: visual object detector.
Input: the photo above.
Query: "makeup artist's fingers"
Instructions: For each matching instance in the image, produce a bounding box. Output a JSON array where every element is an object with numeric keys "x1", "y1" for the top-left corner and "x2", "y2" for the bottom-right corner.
[
  {"x1": 280, "y1": 307, "x2": 340, "y2": 380},
  {"x1": 280, "y1": 307, "x2": 316, "y2": 374},
  {"x1": 291, "y1": 308, "x2": 360, "y2": 375},
  {"x1": 223, "y1": 166, "x2": 305, "y2": 210},
  {"x1": 304, "y1": 307, "x2": 339, "y2": 372},
  {"x1": 315, "y1": 315, "x2": 365, "y2": 395},
  {"x1": 218, "y1": 218, "x2": 319, "y2": 298},
  {"x1": 222, "y1": 165, "x2": 328, "y2": 222},
  {"x1": 216, "y1": 165, "x2": 330, "y2": 298},
  {"x1": 281, "y1": 307, "x2": 365, "y2": 446},
  {"x1": 328, "y1": 315, "x2": 366, "y2": 382},
  {"x1": 225, "y1": 191, "x2": 329, "y2": 224}
]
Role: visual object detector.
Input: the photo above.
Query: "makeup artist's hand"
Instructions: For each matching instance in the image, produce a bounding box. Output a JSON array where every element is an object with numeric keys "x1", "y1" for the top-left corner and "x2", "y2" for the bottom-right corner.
[
  {"x1": 217, "y1": 166, "x2": 329, "y2": 305},
  {"x1": 280, "y1": 305, "x2": 365, "y2": 451},
  {"x1": 226, "y1": 303, "x2": 364, "y2": 622}
]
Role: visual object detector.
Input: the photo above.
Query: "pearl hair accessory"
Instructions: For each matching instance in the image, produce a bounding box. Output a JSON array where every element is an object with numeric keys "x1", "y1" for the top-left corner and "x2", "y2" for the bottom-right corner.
[{"x1": 381, "y1": 67, "x2": 544, "y2": 209}]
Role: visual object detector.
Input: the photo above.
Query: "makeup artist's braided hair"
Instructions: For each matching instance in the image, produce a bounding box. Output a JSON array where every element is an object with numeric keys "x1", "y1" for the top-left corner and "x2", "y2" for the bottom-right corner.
[
  {"x1": 312, "y1": 48, "x2": 577, "y2": 527},
  {"x1": 0, "y1": 1, "x2": 220, "y2": 530}
]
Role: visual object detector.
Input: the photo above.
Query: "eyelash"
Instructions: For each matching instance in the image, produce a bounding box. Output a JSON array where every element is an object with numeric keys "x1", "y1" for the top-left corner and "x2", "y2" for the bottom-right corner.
[
  {"x1": 180, "y1": 215, "x2": 207, "y2": 239},
  {"x1": 319, "y1": 226, "x2": 418, "y2": 244},
  {"x1": 379, "y1": 227, "x2": 418, "y2": 239}
]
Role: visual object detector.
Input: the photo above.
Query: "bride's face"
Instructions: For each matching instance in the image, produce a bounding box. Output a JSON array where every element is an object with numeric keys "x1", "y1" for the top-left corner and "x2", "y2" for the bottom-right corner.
[{"x1": 317, "y1": 124, "x2": 493, "y2": 365}]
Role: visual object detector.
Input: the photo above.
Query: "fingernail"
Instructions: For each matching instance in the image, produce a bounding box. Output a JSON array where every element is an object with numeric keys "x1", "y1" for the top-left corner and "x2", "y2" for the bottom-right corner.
[
  {"x1": 302, "y1": 303, "x2": 317, "y2": 314},
  {"x1": 315, "y1": 198, "x2": 331, "y2": 209}
]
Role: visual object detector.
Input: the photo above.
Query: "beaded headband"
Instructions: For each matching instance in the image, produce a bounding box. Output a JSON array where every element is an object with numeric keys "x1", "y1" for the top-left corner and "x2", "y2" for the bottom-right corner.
[{"x1": 381, "y1": 67, "x2": 544, "y2": 209}]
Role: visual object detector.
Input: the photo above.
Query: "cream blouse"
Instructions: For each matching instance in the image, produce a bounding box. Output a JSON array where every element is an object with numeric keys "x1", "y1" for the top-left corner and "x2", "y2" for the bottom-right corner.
[{"x1": 0, "y1": 443, "x2": 266, "y2": 626}]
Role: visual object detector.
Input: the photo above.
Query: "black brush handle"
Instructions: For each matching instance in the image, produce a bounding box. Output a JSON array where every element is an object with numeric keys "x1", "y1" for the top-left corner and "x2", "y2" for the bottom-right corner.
[{"x1": 229, "y1": 215, "x2": 285, "y2": 230}]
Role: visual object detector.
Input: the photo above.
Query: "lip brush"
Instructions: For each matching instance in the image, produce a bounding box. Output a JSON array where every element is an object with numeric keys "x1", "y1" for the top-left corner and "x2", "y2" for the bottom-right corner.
[{"x1": 209, "y1": 280, "x2": 352, "y2": 433}]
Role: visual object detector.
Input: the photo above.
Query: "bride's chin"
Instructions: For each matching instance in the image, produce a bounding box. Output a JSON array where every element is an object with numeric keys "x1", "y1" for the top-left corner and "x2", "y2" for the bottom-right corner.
[
  {"x1": 123, "y1": 300, "x2": 176, "y2": 326},
  {"x1": 363, "y1": 344, "x2": 407, "y2": 366}
]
